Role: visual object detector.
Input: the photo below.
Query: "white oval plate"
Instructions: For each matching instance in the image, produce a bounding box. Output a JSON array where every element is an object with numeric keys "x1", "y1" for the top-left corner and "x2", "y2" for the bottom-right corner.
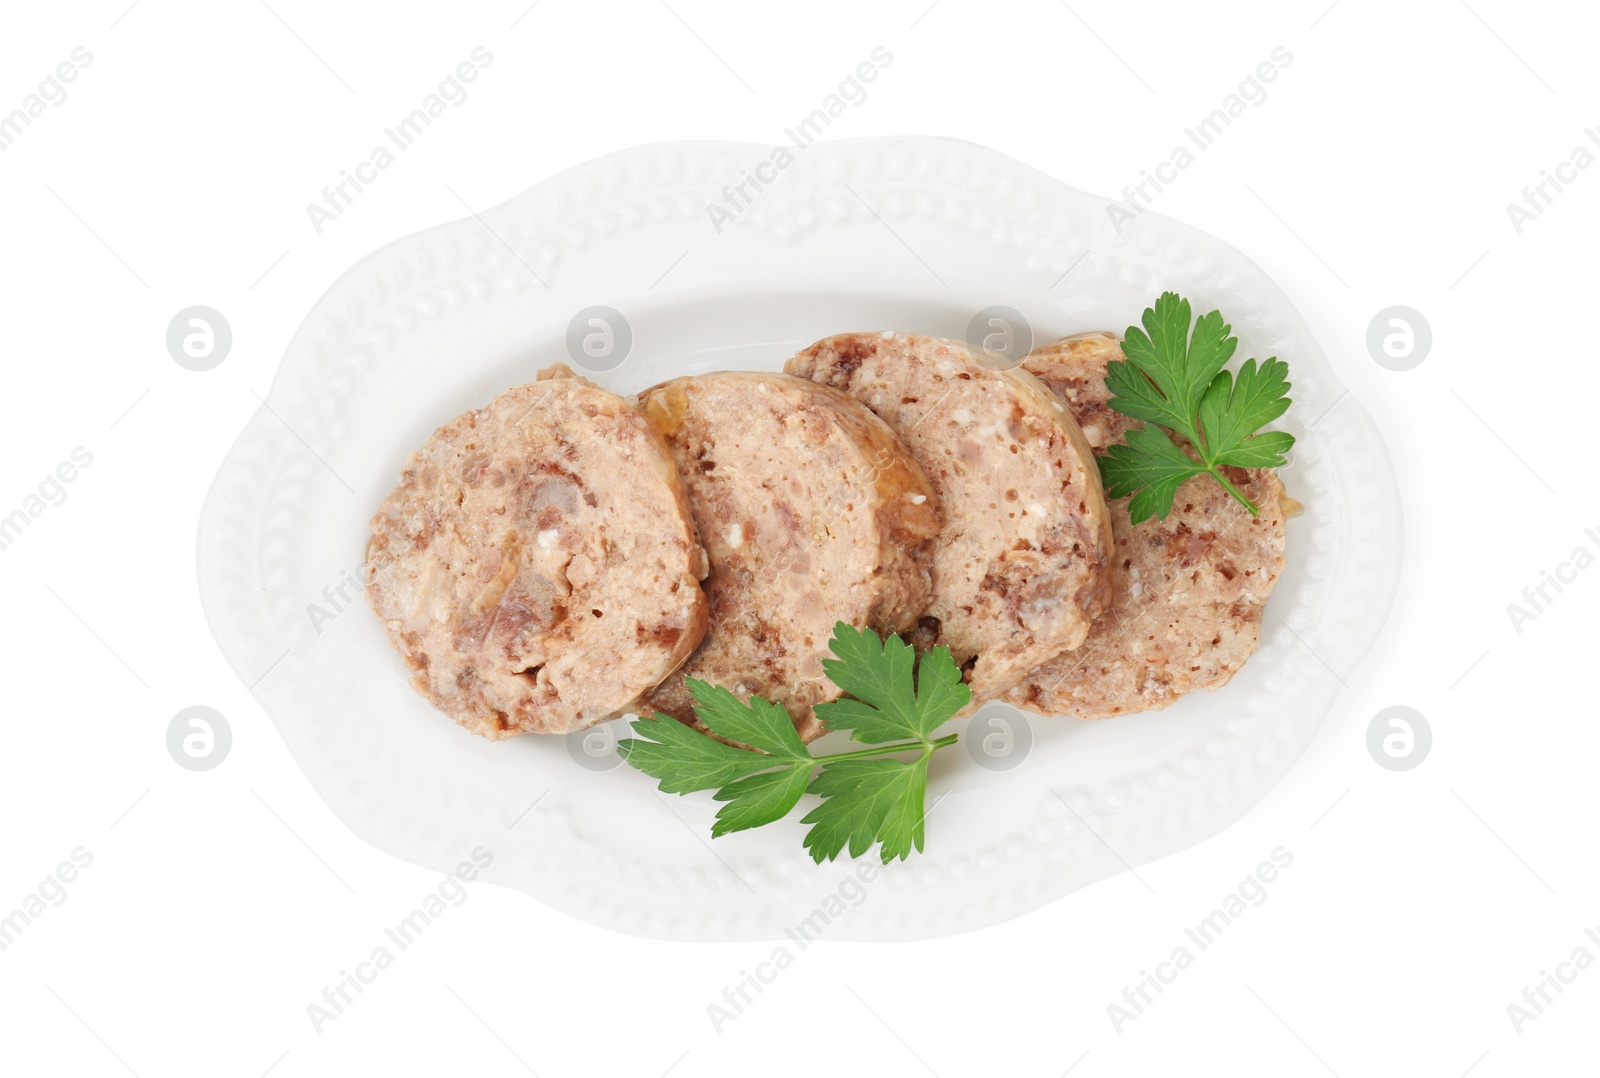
[{"x1": 197, "y1": 137, "x2": 1401, "y2": 941}]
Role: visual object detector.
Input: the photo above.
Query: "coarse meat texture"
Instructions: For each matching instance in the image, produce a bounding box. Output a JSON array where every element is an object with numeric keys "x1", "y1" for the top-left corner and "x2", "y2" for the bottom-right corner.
[
  {"x1": 786, "y1": 332, "x2": 1114, "y2": 699},
  {"x1": 364, "y1": 364, "x2": 709, "y2": 739},
  {"x1": 1004, "y1": 332, "x2": 1290, "y2": 718},
  {"x1": 634, "y1": 371, "x2": 942, "y2": 742}
]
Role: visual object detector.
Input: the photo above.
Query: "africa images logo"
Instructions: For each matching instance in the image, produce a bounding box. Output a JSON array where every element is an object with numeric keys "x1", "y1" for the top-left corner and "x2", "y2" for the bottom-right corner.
[{"x1": 704, "y1": 46, "x2": 893, "y2": 234}]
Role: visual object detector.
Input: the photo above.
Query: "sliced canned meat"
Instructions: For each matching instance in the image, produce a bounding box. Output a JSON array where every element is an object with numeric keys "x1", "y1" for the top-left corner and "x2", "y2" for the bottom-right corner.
[
  {"x1": 1004, "y1": 332, "x2": 1290, "y2": 718},
  {"x1": 365, "y1": 364, "x2": 710, "y2": 739},
  {"x1": 634, "y1": 371, "x2": 941, "y2": 742},
  {"x1": 786, "y1": 333, "x2": 1114, "y2": 698}
]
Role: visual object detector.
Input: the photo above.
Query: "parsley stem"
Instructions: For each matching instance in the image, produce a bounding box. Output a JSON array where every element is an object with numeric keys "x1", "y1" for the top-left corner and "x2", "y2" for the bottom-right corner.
[
  {"x1": 810, "y1": 732, "x2": 960, "y2": 763},
  {"x1": 1207, "y1": 467, "x2": 1259, "y2": 517}
]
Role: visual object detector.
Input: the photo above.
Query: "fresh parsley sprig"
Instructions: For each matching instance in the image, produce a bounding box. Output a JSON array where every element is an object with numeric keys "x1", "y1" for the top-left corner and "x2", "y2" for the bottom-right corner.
[
  {"x1": 617, "y1": 623, "x2": 968, "y2": 863},
  {"x1": 1099, "y1": 292, "x2": 1295, "y2": 523}
]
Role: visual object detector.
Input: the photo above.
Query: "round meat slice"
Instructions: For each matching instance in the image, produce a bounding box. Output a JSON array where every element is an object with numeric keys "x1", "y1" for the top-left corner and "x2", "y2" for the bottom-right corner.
[
  {"x1": 365, "y1": 364, "x2": 709, "y2": 739},
  {"x1": 1003, "y1": 332, "x2": 1290, "y2": 719},
  {"x1": 634, "y1": 371, "x2": 941, "y2": 742},
  {"x1": 786, "y1": 333, "x2": 1114, "y2": 698}
]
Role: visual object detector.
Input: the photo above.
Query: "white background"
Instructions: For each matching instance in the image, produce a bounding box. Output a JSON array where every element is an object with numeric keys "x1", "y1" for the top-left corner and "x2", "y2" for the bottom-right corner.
[{"x1": 2, "y1": 0, "x2": 1595, "y2": 1075}]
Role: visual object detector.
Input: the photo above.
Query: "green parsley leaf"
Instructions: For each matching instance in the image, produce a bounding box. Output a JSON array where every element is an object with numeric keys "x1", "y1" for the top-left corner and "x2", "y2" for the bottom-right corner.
[
  {"x1": 1100, "y1": 424, "x2": 1211, "y2": 524},
  {"x1": 711, "y1": 766, "x2": 815, "y2": 838},
  {"x1": 801, "y1": 757, "x2": 930, "y2": 863},
  {"x1": 617, "y1": 623, "x2": 968, "y2": 861},
  {"x1": 1197, "y1": 358, "x2": 1295, "y2": 468},
  {"x1": 614, "y1": 711, "x2": 784, "y2": 795},
  {"x1": 618, "y1": 679, "x2": 815, "y2": 837},
  {"x1": 817, "y1": 622, "x2": 970, "y2": 744},
  {"x1": 1109, "y1": 296, "x2": 1235, "y2": 437},
  {"x1": 685, "y1": 678, "x2": 812, "y2": 759},
  {"x1": 1100, "y1": 292, "x2": 1295, "y2": 523}
]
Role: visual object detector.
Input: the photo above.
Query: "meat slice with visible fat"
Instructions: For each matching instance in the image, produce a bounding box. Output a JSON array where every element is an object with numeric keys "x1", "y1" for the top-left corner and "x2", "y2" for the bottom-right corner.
[
  {"x1": 1004, "y1": 332, "x2": 1290, "y2": 719},
  {"x1": 786, "y1": 333, "x2": 1114, "y2": 698},
  {"x1": 634, "y1": 371, "x2": 941, "y2": 742},
  {"x1": 364, "y1": 364, "x2": 709, "y2": 739}
]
